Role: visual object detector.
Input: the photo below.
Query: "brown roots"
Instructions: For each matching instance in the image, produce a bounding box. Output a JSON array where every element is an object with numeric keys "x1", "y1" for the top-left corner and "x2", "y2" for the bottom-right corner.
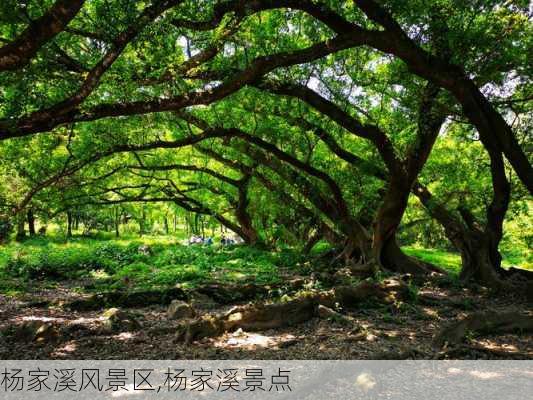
[
  {"x1": 176, "y1": 278, "x2": 409, "y2": 343},
  {"x1": 432, "y1": 310, "x2": 533, "y2": 349}
]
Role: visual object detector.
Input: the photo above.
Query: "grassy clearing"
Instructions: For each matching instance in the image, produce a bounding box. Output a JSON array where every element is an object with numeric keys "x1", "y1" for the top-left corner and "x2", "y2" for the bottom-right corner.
[
  {"x1": 403, "y1": 245, "x2": 533, "y2": 274},
  {"x1": 403, "y1": 246, "x2": 461, "y2": 275},
  {"x1": 1, "y1": 236, "x2": 530, "y2": 296},
  {"x1": 0, "y1": 235, "x2": 305, "y2": 294}
]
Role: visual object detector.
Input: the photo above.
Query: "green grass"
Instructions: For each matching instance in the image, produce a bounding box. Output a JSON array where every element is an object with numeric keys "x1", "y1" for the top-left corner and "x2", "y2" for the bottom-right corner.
[
  {"x1": 403, "y1": 245, "x2": 533, "y2": 274},
  {"x1": 500, "y1": 247, "x2": 533, "y2": 270},
  {"x1": 403, "y1": 246, "x2": 462, "y2": 275},
  {"x1": 0, "y1": 235, "x2": 306, "y2": 294},
  {"x1": 1, "y1": 235, "x2": 530, "y2": 296}
]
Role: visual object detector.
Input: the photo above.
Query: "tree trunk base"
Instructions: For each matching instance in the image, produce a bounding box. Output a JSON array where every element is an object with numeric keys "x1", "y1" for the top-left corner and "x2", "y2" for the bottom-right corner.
[{"x1": 381, "y1": 241, "x2": 444, "y2": 275}]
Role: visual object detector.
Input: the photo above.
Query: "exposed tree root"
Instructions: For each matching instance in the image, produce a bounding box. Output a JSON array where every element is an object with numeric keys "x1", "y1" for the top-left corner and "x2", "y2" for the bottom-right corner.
[
  {"x1": 432, "y1": 310, "x2": 533, "y2": 349},
  {"x1": 418, "y1": 293, "x2": 479, "y2": 310},
  {"x1": 176, "y1": 298, "x2": 317, "y2": 343},
  {"x1": 176, "y1": 278, "x2": 409, "y2": 342},
  {"x1": 333, "y1": 260, "x2": 378, "y2": 281},
  {"x1": 193, "y1": 280, "x2": 307, "y2": 304},
  {"x1": 67, "y1": 288, "x2": 187, "y2": 311},
  {"x1": 332, "y1": 279, "x2": 410, "y2": 307},
  {"x1": 65, "y1": 280, "x2": 309, "y2": 311},
  {"x1": 381, "y1": 242, "x2": 445, "y2": 276}
]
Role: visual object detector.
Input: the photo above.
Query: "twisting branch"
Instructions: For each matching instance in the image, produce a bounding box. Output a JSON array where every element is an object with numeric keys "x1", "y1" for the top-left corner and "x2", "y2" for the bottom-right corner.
[{"x1": 0, "y1": 0, "x2": 85, "y2": 71}]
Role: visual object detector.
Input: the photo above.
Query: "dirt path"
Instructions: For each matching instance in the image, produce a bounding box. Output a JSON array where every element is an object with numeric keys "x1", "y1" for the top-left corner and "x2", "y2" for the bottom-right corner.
[{"x1": 0, "y1": 280, "x2": 531, "y2": 360}]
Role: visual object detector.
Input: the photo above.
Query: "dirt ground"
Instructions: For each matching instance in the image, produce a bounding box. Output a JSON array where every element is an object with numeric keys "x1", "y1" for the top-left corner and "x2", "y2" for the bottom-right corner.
[{"x1": 0, "y1": 278, "x2": 531, "y2": 360}]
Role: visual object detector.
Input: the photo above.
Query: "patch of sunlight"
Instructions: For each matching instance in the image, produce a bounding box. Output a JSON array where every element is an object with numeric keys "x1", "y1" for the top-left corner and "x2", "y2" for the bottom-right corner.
[
  {"x1": 226, "y1": 272, "x2": 247, "y2": 281},
  {"x1": 403, "y1": 246, "x2": 461, "y2": 274},
  {"x1": 469, "y1": 371, "x2": 502, "y2": 380},
  {"x1": 355, "y1": 373, "x2": 376, "y2": 392},
  {"x1": 477, "y1": 340, "x2": 520, "y2": 354},
  {"x1": 448, "y1": 367, "x2": 462, "y2": 374},
  {"x1": 70, "y1": 317, "x2": 97, "y2": 324},
  {"x1": 90, "y1": 269, "x2": 110, "y2": 280},
  {"x1": 421, "y1": 307, "x2": 439, "y2": 319},
  {"x1": 214, "y1": 329, "x2": 296, "y2": 350},
  {"x1": 384, "y1": 330, "x2": 399, "y2": 338},
  {"x1": 22, "y1": 316, "x2": 63, "y2": 323},
  {"x1": 114, "y1": 332, "x2": 136, "y2": 341}
]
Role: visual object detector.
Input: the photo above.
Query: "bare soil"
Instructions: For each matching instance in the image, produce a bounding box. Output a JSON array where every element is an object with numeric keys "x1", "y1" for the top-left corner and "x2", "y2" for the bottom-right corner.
[{"x1": 0, "y1": 278, "x2": 531, "y2": 360}]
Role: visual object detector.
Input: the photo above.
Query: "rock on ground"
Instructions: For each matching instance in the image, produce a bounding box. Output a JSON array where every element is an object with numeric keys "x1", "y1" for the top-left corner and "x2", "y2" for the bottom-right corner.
[
  {"x1": 167, "y1": 300, "x2": 196, "y2": 319},
  {"x1": 101, "y1": 308, "x2": 141, "y2": 332}
]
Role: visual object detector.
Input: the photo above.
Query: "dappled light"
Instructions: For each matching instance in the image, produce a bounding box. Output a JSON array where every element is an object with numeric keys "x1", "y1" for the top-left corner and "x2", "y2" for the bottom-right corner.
[
  {"x1": 213, "y1": 329, "x2": 298, "y2": 350},
  {"x1": 355, "y1": 373, "x2": 377, "y2": 392}
]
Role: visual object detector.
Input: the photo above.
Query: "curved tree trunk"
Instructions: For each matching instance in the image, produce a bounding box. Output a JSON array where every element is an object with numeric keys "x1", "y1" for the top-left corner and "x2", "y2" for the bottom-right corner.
[
  {"x1": 374, "y1": 184, "x2": 443, "y2": 275},
  {"x1": 455, "y1": 232, "x2": 506, "y2": 288},
  {"x1": 413, "y1": 173, "x2": 525, "y2": 290},
  {"x1": 371, "y1": 178, "x2": 421, "y2": 273},
  {"x1": 234, "y1": 177, "x2": 261, "y2": 245}
]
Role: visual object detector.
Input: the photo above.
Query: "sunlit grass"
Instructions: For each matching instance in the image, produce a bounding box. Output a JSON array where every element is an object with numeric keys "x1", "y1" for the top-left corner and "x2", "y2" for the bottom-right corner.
[
  {"x1": 0, "y1": 235, "x2": 301, "y2": 294},
  {"x1": 1, "y1": 235, "x2": 530, "y2": 297},
  {"x1": 403, "y1": 246, "x2": 462, "y2": 275},
  {"x1": 404, "y1": 245, "x2": 533, "y2": 273}
]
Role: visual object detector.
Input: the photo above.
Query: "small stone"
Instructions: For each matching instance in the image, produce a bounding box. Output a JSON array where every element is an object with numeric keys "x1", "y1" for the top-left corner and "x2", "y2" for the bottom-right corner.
[
  {"x1": 5, "y1": 321, "x2": 59, "y2": 343},
  {"x1": 366, "y1": 333, "x2": 378, "y2": 342},
  {"x1": 317, "y1": 305, "x2": 353, "y2": 325},
  {"x1": 317, "y1": 305, "x2": 338, "y2": 318},
  {"x1": 167, "y1": 300, "x2": 195, "y2": 319},
  {"x1": 232, "y1": 328, "x2": 245, "y2": 337},
  {"x1": 34, "y1": 323, "x2": 60, "y2": 343},
  {"x1": 101, "y1": 308, "x2": 141, "y2": 332}
]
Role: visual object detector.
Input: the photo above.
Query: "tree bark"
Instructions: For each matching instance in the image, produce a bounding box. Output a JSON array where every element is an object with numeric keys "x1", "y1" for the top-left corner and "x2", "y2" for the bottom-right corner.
[
  {"x1": 412, "y1": 180, "x2": 519, "y2": 290},
  {"x1": 27, "y1": 209, "x2": 36, "y2": 236},
  {"x1": 15, "y1": 216, "x2": 26, "y2": 241},
  {"x1": 0, "y1": 0, "x2": 85, "y2": 71},
  {"x1": 114, "y1": 207, "x2": 120, "y2": 238},
  {"x1": 371, "y1": 83, "x2": 444, "y2": 274},
  {"x1": 234, "y1": 176, "x2": 260, "y2": 245},
  {"x1": 66, "y1": 211, "x2": 73, "y2": 238},
  {"x1": 164, "y1": 216, "x2": 169, "y2": 235}
]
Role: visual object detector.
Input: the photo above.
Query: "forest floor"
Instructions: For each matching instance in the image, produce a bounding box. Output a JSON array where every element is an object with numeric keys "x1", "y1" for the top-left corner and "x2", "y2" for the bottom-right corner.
[{"x1": 0, "y1": 236, "x2": 531, "y2": 360}]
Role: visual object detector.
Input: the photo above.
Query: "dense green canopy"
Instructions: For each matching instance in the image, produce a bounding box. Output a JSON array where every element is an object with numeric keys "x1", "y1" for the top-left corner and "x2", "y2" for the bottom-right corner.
[{"x1": 0, "y1": 0, "x2": 531, "y2": 289}]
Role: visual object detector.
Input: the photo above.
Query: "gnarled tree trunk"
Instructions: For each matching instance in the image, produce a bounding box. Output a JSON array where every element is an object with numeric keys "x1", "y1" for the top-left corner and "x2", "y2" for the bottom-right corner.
[
  {"x1": 372, "y1": 178, "x2": 439, "y2": 275},
  {"x1": 454, "y1": 232, "x2": 506, "y2": 289},
  {"x1": 234, "y1": 176, "x2": 261, "y2": 245}
]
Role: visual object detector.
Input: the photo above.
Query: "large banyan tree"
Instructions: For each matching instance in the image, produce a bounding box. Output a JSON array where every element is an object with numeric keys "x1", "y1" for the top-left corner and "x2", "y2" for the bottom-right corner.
[{"x1": 0, "y1": 0, "x2": 531, "y2": 289}]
